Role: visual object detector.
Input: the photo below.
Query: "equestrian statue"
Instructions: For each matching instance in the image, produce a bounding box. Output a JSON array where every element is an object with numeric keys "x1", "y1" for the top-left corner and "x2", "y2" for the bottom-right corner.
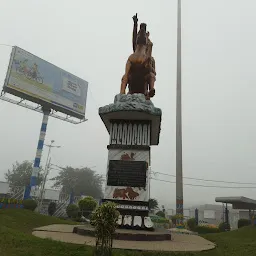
[{"x1": 120, "y1": 14, "x2": 156, "y2": 99}]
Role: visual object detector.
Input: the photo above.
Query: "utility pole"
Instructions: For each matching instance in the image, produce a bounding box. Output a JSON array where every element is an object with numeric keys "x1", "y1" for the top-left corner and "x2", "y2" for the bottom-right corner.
[
  {"x1": 37, "y1": 140, "x2": 61, "y2": 213},
  {"x1": 176, "y1": 0, "x2": 184, "y2": 224}
]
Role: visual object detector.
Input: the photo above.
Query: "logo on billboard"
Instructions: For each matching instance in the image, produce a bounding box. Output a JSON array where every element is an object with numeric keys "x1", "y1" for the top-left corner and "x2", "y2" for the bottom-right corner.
[
  {"x1": 62, "y1": 77, "x2": 81, "y2": 97},
  {"x1": 73, "y1": 102, "x2": 84, "y2": 111}
]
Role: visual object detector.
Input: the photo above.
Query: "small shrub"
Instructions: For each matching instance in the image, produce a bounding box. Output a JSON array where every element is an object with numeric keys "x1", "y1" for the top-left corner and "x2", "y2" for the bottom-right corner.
[
  {"x1": 23, "y1": 199, "x2": 37, "y2": 211},
  {"x1": 0, "y1": 198, "x2": 24, "y2": 205},
  {"x1": 151, "y1": 216, "x2": 169, "y2": 224},
  {"x1": 91, "y1": 202, "x2": 119, "y2": 256},
  {"x1": 187, "y1": 218, "x2": 197, "y2": 231},
  {"x1": 78, "y1": 196, "x2": 97, "y2": 217},
  {"x1": 219, "y1": 222, "x2": 230, "y2": 232},
  {"x1": 195, "y1": 225, "x2": 219, "y2": 234},
  {"x1": 156, "y1": 211, "x2": 165, "y2": 218},
  {"x1": 238, "y1": 219, "x2": 251, "y2": 228},
  {"x1": 0, "y1": 198, "x2": 9, "y2": 204},
  {"x1": 66, "y1": 204, "x2": 79, "y2": 218},
  {"x1": 48, "y1": 202, "x2": 57, "y2": 216},
  {"x1": 171, "y1": 214, "x2": 184, "y2": 225}
]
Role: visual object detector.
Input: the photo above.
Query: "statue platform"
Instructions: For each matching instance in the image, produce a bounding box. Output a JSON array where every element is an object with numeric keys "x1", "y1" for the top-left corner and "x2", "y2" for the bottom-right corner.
[
  {"x1": 99, "y1": 93, "x2": 162, "y2": 145},
  {"x1": 98, "y1": 93, "x2": 162, "y2": 230}
]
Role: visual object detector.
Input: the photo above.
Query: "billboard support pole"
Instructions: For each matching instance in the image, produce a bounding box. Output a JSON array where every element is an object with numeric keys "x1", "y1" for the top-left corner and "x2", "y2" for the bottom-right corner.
[{"x1": 23, "y1": 108, "x2": 51, "y2": 200}]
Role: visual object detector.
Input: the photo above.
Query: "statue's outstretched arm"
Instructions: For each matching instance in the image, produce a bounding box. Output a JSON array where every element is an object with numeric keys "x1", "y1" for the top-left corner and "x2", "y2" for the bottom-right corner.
[{"x1": 132, "y1": 14, "x2": 138, "y2": 52}]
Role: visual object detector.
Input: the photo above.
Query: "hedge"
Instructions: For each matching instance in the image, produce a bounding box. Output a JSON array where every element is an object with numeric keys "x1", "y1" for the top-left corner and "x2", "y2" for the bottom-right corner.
[{"x1": 238, "y1": 219, "x2": 251, "y2": 228}]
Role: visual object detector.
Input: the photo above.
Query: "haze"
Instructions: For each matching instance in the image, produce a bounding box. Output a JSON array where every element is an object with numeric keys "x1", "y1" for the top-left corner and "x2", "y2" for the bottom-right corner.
[{"x1": 1, "y1": 0, "x2": 256, "y2": 210}]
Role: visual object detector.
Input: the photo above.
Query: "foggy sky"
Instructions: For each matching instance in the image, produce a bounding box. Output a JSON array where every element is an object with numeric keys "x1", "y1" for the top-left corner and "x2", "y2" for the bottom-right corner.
[{"x1": 1, "y1": 0, "x2": 256, "y2": 209}]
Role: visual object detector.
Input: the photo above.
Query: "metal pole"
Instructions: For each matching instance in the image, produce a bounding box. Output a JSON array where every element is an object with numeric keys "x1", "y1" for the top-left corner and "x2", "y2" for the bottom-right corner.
[
  {"x1": 38, "y1": 157, "x2": 51, "y2": 212},
  {"x1": 195, "y1": 208, "x2": 199, "y2": 225},
  {"x1": 37, "y1": 141, "x2": 61, "y2": 212},
  {"x1": 148, "y1": 166, "x2": 151, "y2": 201},
  {"x1": 44, "y1": 141, "x2": 53, "y2": 174},
  {"x1": 176, "y1": 0, "x2": 184, "y2": 223},
  {"x1": 23, "y1": 108, "x2": 51, "y2": 199}
]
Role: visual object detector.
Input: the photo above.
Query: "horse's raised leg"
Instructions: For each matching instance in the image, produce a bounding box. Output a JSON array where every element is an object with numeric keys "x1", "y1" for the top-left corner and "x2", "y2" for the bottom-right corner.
[
  {"x1": 144, "y1": 82, "x2": 150, "y2": 100},
  {"x1": 120, "y1": 75, "x2": 128, "y2": 94},
  {"x1": 120, "y1": 59, "x2": 132, "y2": 94},
  {"x1": 148, "y1": 73, "x2": 156, "y2": 97}
]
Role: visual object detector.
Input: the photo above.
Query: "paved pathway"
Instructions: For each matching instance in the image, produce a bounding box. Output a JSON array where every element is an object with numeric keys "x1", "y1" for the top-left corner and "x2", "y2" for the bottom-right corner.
[{"x1": 32, "y1": 224, "x2": 215, "y2": 252}]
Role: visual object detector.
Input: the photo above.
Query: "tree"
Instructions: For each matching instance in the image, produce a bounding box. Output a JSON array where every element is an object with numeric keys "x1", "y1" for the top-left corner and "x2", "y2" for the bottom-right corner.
[
  {"x1": 51, "y1": 167, "x2": 103, "y2": 198},
  {"x1": 5, "y1": 161, "x2": 43, "y2": 187},
  {"x1": 187, "y1": 218, "x2": 197, "y2": 231},
  {"x1": 156, "y1": 210, "x2": 165, "y2": 218},
  {"x1": 148, "y1": 198, "x2": 159, "y2": 211}
]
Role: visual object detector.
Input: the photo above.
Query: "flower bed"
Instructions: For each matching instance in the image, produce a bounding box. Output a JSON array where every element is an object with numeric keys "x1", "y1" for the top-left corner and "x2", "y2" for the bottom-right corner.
[{"x1": 0, "y1": 198, "x2": 24, "y2": 209}]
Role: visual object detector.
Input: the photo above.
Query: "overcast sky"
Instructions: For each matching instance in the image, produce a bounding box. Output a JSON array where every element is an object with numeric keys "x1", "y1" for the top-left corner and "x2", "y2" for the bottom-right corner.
[{"x1": 1, "y1": 0, "x2": 256, "y2": 209}]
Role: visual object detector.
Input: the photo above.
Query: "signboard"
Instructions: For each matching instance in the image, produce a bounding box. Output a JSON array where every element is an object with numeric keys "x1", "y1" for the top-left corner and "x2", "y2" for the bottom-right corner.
[
  {"x1": 43, "y1": 189, "x2": 60, "y2": 201},
  {"x1": 107, "y1": 160, "x2": 147, "y2": 187},
  {"x1": 104, "y1": 149, "x2": 150, "y2": 202},
  {"x1": 4, "y1": 46, "x2": 88, "y2": 119}
]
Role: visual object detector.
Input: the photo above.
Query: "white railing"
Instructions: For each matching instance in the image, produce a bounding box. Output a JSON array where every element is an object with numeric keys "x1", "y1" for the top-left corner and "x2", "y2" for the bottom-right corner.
[
  {"x1": 54, "y1": 194, "x2": 70, "y2": 218},
  {"x1": 7, "y1": 185, "x2": 25, "y2": 200}
]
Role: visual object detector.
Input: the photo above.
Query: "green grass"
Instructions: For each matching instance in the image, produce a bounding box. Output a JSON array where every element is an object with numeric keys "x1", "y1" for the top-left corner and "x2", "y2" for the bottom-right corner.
[{"x1": 0, "y1": 209, "x2": 256, "y2": 256}]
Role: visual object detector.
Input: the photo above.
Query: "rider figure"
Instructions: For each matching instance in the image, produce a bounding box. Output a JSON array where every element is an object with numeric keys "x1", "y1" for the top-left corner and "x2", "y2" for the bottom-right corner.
[
  {"x1": 20, "y1": 59, "x2": 28, "y2": 73},
  {"x1": 31, "y1": 63, "x2": 38, "y2": 78},
  {"x1": 132, "y1": 14, "x2": 156, "y2": 98}
]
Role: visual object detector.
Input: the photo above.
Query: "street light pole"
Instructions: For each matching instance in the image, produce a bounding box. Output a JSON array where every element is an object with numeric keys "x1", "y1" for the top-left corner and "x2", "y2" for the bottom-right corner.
[
  {"x1": 37, "y1": 140, "x2": 61, "y2": 213},
  {"x1": 176, "y1": 0, "x2": 184, "y2": 222}
]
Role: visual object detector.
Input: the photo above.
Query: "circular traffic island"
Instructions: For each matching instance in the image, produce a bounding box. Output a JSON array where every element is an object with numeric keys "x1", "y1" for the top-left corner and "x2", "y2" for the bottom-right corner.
[
  {"x1": 73, "y1": 225, "x2": 171, "y2": 241},
  {"x1": 33, "y1": 224, "x2": 216, "y2": 252}
]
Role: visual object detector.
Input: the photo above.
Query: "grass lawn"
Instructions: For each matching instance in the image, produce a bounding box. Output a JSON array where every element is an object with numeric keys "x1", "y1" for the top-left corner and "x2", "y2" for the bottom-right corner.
[{"x1": 0, "y1": 209, "x2": 256, "y2": 256}]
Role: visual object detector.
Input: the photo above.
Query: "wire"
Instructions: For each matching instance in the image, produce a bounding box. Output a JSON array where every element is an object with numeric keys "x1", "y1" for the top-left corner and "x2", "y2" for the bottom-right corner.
[
  {"x1": 88, "y1": 87, "x2": 100, "y2": 110},
  {"x1": 152, "y1": 171, "x2": 256, "y2": 185},
  {"x1": 150, "y1": 177, "x2": 256, "y2": 189},
  {"x1": 0, "y1": 43, "x2": 12, "y2": 48}
]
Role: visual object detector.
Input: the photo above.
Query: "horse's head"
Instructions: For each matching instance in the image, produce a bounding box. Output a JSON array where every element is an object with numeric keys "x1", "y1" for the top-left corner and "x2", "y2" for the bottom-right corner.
[{"x1": 136, "y1": 23, "x2": 148, "y2": 46}]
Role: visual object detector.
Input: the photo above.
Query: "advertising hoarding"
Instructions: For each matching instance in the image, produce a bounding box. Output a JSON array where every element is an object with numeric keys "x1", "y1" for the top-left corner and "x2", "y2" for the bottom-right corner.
[{"x1": 4, "y1": 46, "x2": 88, "y2": 119}]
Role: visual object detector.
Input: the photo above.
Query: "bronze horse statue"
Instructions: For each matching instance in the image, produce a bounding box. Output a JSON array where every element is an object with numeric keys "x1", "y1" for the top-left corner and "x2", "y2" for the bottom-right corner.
[{"x1": 120, "y1": 14, "x2": 156, "y2": 99}]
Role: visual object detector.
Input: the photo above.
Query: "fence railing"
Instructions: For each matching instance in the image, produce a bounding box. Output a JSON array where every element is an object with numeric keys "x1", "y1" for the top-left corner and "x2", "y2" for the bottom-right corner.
[{"x1": 7, "y1": 185, "x2": 25, "y2": 200}]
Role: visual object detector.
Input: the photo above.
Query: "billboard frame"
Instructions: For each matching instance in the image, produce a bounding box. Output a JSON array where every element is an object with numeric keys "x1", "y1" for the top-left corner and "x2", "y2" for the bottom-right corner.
[
  {"x1": 0, "y1": 93, "x2": 87, "y2": 124},
  {"x1": 3, "y1": 46, "x2": 88, "y2": 120}
]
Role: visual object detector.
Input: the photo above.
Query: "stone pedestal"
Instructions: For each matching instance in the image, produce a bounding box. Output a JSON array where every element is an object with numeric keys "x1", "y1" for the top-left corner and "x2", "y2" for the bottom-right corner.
[{"x1": 99, "y1": 93, "x2": 162, "y2": 230}]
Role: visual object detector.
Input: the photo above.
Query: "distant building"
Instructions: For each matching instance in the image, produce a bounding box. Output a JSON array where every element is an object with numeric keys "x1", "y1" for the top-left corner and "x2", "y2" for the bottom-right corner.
[{"x1": 166, "y1": 204, "x2": 251, "y2": 230}]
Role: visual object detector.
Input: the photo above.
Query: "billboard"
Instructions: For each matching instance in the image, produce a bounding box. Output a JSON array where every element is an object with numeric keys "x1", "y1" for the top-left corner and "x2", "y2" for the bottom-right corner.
[{"x1": 4, "y1": 46, "x2": 88, "y2": 119}]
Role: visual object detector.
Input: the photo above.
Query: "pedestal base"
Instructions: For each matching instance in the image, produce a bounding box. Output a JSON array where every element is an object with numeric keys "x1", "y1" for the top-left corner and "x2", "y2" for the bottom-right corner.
[
  {"x1": 99, "y1": 93, "x2": 162, "y2": 232},
  {"x1": 73, "y1": 225, "x2": 171, "y2": 241},
  {"x1": 99, "y1": 93, "x2": 162, "y2": 145}
]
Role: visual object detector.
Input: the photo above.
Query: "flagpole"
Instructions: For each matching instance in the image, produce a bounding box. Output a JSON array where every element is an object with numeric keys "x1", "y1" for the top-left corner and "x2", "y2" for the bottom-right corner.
[{"x1": 176, "y1": 0, "x2": 184, "y2": 224}]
